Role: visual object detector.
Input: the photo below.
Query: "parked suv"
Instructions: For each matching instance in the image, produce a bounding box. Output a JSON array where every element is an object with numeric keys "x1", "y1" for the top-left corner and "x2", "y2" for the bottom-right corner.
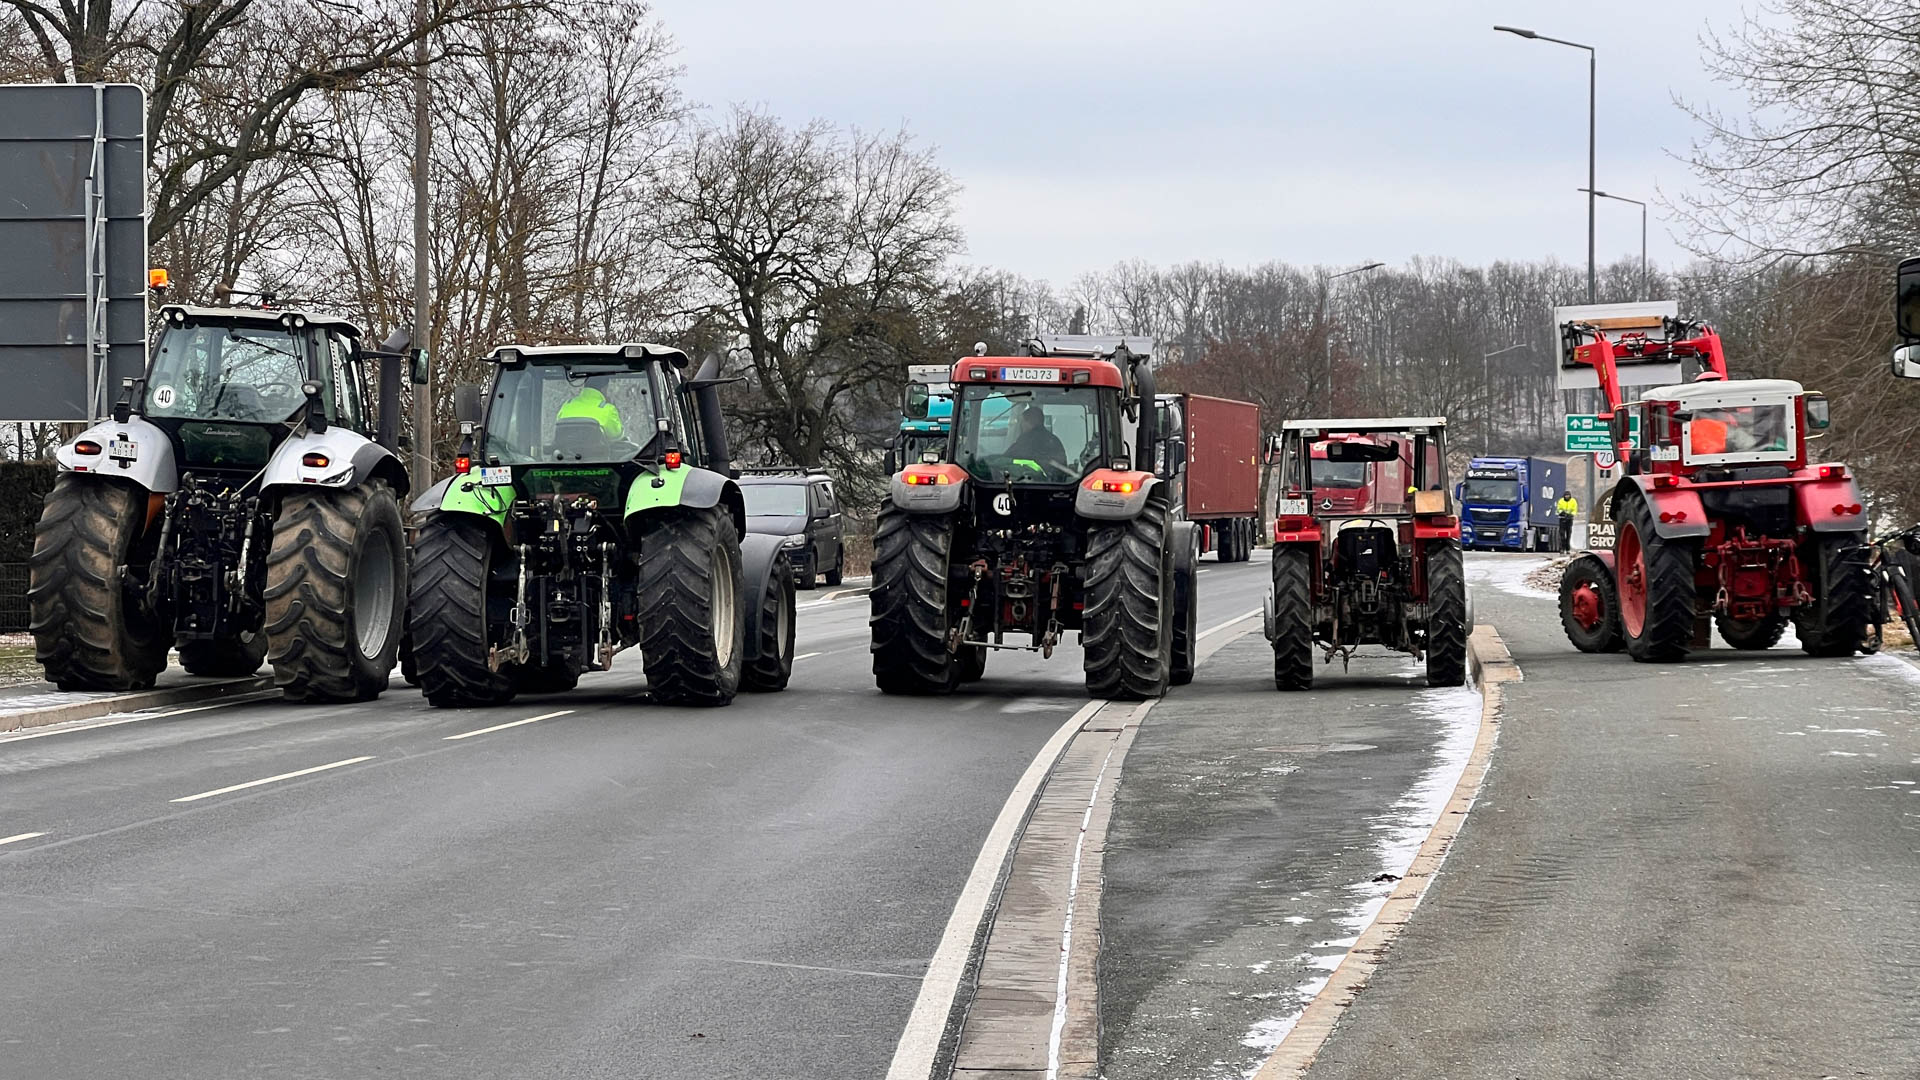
[{"x1": 739, "y1": 468, "x2": 845, "y2": 588}]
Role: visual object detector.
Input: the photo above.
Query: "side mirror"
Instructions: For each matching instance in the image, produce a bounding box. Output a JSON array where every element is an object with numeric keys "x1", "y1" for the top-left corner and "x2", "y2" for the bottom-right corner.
[
  {"x1": 1898, "y1": 257, "x2": 1920, "y2": 341},
  {"x1": 904, "y1": 383, "x2": 930, "y2": 420},
  {"x1": 1262, "y1": 433, "x2": 1284, "y2": 464},
  {"x1": 1895, "y1": 343, "x2": 1920, "y2": 379},
  {"x1": 1803, "y1": 393, "x2": 1831, "y2": 431},
  {"x1": 410, "y1": 348, "x2": 429, "y2": 386},
  {"x1": 453, "y1": 383, "x2": 484, "y2": 425},
  {"x1": 302, "y1": 379, "x2": 329, "y2": 434}
]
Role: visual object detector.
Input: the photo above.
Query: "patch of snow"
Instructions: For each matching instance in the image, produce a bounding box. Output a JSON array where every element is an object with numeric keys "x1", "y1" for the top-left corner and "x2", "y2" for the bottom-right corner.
[
  {"x1": 1860, "y1": 651, "x2": 1920, "y2": 690},
  {"x1": 1464, "y1": 553, "x2": 1557, "y2": 600}
]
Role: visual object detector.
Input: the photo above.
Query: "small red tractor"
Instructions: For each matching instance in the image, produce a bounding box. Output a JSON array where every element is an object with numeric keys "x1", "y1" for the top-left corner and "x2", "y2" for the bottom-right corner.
[
  {"x1": 870, "y1": 335, "x2": 1199, "y2": 699},
  {"x1": 1557, "y1": 316, "x2": 1868, "y2": 660},
  {"x1": 1264, "y1": 418, "x2": 1467, "y2": 690}
]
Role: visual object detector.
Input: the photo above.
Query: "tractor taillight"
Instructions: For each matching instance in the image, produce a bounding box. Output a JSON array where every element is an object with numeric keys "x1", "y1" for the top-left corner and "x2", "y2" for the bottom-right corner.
[
  {"x1": 1818, "y1": 464, "x2": 1848, "y2": 480},
  {"x1": 301, "y1": 452, "x2": 330, "y2": 468},
  {"x1": 73, "y1": 440, "x2": 101, "y2": 455},
  {"x1": 1652, "y1": 475, "x2": 1680, "y2": 490},
  {"x1": 905, "y1": 471, "x2": 951, "y2": 486},
  {"x1": 454, "y1": 454, "x2": 471, "y2": 473},
  {"x1": 664, "y1": 450, "x2": 683, "y2": 469},
  {"x1": 1101, "y1": 480, "x2": 1135, "y2": 494},
  {"x1": 1833, "y1": 502, "x2": 1862, "y2": 516}
]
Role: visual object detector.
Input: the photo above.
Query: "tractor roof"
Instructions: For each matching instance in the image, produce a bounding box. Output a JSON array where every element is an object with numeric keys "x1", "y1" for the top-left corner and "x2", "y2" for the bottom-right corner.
[
  {"x1": 163, "y1": 303, "x2": 362, "y2": 337},
  {"x1": 952, "y1": 355, "x2": 1125, "y2": 389},
  {"x1": 1031, "y1": 334, "x2": 1156, "y2": 358},
  {"x1": 485, "y1": 343, "x2": 691, "y2": 369},
  {"x1": 1283, "y1": 416, "x2": 1446, "y2": 434},
  {"x1": 1639, "y1": 378, "x2": 1802, "y2": 404}
]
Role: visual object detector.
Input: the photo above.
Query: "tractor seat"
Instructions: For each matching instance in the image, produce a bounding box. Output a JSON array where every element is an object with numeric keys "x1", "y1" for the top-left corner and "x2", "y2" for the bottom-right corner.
[{"x1": 551, "y1": 417, "x2": 612, "y2": 461}]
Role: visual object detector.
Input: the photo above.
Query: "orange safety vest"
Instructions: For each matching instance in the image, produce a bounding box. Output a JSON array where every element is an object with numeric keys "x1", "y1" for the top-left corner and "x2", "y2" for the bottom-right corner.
[{"x1": 1691, "y1": 417, "x2": 1728, "y2": 455}]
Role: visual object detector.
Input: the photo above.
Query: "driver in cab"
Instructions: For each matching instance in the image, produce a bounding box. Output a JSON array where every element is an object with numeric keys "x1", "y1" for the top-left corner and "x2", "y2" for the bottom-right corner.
[
  {"x1": 558, "y1": 375, "x2": 624, "y2": 439},
  {"x1": 1006, "y1": 405, "x2": 1067, "y2": 471}
]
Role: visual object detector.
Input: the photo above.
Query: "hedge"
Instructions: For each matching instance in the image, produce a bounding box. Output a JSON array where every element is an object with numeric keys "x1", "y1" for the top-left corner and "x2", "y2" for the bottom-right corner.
[{"x1": 0, "y1": 461, "x2": 59, "y2": 564}]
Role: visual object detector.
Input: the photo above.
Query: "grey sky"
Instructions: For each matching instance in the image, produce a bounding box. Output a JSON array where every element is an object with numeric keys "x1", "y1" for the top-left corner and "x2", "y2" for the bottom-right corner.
[{"x1": 649, "y1": 0, "x2": 1759, "y2": 282}]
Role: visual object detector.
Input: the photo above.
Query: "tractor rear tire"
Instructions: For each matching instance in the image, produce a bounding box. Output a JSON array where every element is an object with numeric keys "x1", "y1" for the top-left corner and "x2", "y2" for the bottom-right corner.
[
  {"x1": 264, "y1": 481, "x2": 407, "y2": 703},
  {"x1": 408, "y1": 514, "x2": 516, "y2": 708},
  {"x1": 958, "y1": 644, "x2": 988, "y2": 683},
  {"x1": 1270, "y1": 546, "x2": 1314, "y2": 691},
  {"x1": 870, "y1": 502, "x2": 959, "y2": 695},
  {"x1": 178, "y1": 627, "x2": 268, "y2": 678},
  {"x1": 1084, "y1": 500, "x2": 1173, "y2": 700},
  {"x1": 742, "y1": 555, "x2": 796, "y2": 693},
  {"x1": 1794, "y1": 532, "x2": 1869, "y2": 657},
  {"x1": 1715, "y1": 612, "x2": 1789, "y2": 651},
  {"x1": 636, "y1": 506, "x2": 746, "y2": 706},
  {"x1": 28, "y1": 477, "x2": 169, "y2": 691},
  {"x1": 1559, "y1": 554, "x2": 1625, "y2": 653},
  {"x1": 1618, "y1": 494, "x2": 1697, "y2": 663},
  {"x1": 1425, "y1": 539, "x2": 1467, "y2": 687}
]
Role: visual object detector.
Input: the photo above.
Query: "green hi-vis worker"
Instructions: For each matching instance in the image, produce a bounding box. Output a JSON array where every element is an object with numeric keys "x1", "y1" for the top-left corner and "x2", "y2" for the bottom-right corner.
[
  {"x1": 1556, "y1": 492, "x2": 1578, "y2": 515},
  {"x1": 558, "y1": 376, "x2": 623, "y2": 438},
  {"x1": 1556, "y1": 492, "x2": 1578, "y2": 552}
]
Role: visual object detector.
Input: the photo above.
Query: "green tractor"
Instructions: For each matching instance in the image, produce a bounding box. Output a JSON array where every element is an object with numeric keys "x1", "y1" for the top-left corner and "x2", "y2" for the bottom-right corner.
[{"x1": 406, "y1": 343, "x2": 794, "y2": 707}]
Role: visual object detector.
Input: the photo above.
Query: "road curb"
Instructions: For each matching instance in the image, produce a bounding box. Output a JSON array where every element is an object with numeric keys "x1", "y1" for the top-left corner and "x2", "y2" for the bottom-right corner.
[
  {"x1": 0, "y1": 675, "x2": 276, "y2": 734},
  {"x1": 1250, "y1": 625, "x2": 1517, "y2": 1079}
]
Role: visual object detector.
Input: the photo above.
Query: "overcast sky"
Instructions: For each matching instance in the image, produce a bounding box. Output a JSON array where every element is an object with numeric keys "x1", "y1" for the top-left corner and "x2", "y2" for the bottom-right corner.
[{"x1": 648, "y1": 0, "x2": 1760, "y2": 283}]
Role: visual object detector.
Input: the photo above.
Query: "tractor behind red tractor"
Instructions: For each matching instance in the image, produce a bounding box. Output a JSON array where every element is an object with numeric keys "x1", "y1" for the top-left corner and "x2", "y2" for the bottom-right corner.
[{"x1": 1557, "y1": 315, "x2": 1869, "y2": 660}]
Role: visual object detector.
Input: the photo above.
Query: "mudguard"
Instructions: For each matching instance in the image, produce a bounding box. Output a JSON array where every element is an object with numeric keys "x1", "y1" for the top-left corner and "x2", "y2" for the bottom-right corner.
[
  {"x1": 1793, "y1": 472, "x2": 1869, "y2": 532},
  {"x1": 260, "y1": 428, "x2": 407, "y2": 496},
  {"x1": 1617, "y1": 475, "x2": 1710, "y2": 539},
  {"x1": 889, "y1": 465, "x2": 968, "y2": 515},
  {"x1": 411, "y1": 476, "x2": 453, "y2": 515},
  {"x1": 1075, "y1": 469, "x2": 1160, "y2": 520},
  {"x1": 436, "y1": 473, "x2": 513, "y2": 525},
  {"x1": 739, "y1": 533, "x2": 792, "y2": 666},
  {"x1": 54, "y1": 415, "x2": 177, "y2": 493},
  {"x1": 625, "y1": 466, "x2": 743, "y2": 535}
]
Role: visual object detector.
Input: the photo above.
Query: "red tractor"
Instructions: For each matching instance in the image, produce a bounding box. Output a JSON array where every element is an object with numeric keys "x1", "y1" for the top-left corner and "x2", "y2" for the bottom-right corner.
[
  {"x1": 1558, "y1": 316, "x2": 1868, "y2": 660},
  {"x1": 1264, "y1": 418, "x2": 1467, "y2": 690}
]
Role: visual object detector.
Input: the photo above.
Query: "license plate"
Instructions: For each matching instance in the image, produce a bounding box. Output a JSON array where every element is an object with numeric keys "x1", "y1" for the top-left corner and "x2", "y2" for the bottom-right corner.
[
  {"x1": 998, "y1": 366, "x2": 1059, "y2": 383},
  {"x1": 107, "y1": 439, "x2": 137, "y2": 460},
  {"x1": 478, "y1": 465, "x2": 513, "y2": 486},
  {"x1": 1276, "y1": 498, "x2": 1309, "y2": 516}
]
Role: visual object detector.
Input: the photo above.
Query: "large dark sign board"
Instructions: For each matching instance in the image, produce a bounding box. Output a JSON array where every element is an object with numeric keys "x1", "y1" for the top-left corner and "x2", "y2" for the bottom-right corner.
[{"x1": 0, "y1": 84, "x2": 147, "y2": 420}]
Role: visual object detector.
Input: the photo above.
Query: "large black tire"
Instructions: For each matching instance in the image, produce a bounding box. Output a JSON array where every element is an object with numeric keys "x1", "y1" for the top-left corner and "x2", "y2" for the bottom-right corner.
[
  {"x1": 1171, "y1": 532, "x2": 1199, "y2": 686},
  {"x1": 1715, "y1": 612, "x2": 1789, "y2": 650},
  {"x1": 1424, "y1": 539, "x2": 1467, "y2": 687},
  {"x1": 870, "y1": 502, "x2": 958, "y2": 695},
  {"x1": 1270, "y1": 545, "x2": 1314, "y2": 691},
  {"x1": 1559, "y1": 554, "x2": 1624, "y2": 653},
  {"x1": 1084, "y1": 499, "x2": 1172, "y2": 700},
  {"x1": 398, "y1": 628, "x2": 419, "y2": 685},
  {"x1": 264, "y1": 481, "x2": 407, "y2": 702},
  {"x1": 1795, "y1": 532, "x2": 1869, "y2": 657},
  {"x1": 636, "y1": 506, "x2": 745, "y2": 706},
  {"x1": 28, "y1": 477, "x2": 169, "y2": 691},
  {"x1": 409, "y1": 514, "x2": 516, "y2": 708},
  {"x1": 1618, "y1": 493, "x2": 1698, "y2": 663},
  {"x1": 742, "y1": 555, "x2": 796, "y2": 693},
  {"x1": 177, "y1": 626, "x2": 268, "y2": 677}
]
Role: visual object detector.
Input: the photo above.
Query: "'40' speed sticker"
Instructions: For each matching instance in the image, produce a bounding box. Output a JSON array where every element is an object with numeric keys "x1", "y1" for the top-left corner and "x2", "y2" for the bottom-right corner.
[{"x1": 151, "y1": 385, "x2": 176, "y2": 408}]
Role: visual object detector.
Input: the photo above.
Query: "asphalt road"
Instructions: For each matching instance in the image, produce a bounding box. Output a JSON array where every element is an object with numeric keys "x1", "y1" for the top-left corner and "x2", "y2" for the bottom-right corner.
[
  {"x1": 0, "y1": 555, "x2": 1269, "y2": 1080},
  {"x1": 1309, "y1": 555, "x2": 1920, "y2": 1079}
]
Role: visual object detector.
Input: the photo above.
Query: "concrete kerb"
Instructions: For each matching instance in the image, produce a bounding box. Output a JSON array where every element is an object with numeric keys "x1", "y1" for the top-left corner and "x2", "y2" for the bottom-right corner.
[
  {"x1": 1249, "y1": 624, "x2": 1518, "y2": 1079},
  {"x1": 0, "y1": 675, "x2": 276, "y2": 734}
]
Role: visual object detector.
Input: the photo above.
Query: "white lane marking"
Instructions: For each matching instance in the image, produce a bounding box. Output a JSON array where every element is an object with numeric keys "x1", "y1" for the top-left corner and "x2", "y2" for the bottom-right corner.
[
  {"x1": 684, "y1": 955, "x2": 923, "y2": 981},
  {"x1": 1046, "y1": 734, "x2": 1124, "y2": 1079},
  {"x1": 1199, "y1": 607, "x2": 1263, "y2": 640},
  {"x1": 444, "y1": 710, "x2": 574, "y2": 741},
  {"x1": 0, "y1": 831, "x2": 47, "y2": 846},
  {"x1": 0, "y1": 691, "x2": 280, "y2": 745},
  {"x1": 884, "y1": 698, "x2": 1106, "y2": 1080},
  {"x1": 1197, "y1": 567, "x2": 1212, "y2": 574},
  {"x1": 170, "y1": 756, "x2": 374, "y2": 803},
  {"x1": 793, "y1": 652, "x2": 823, "y2": 661}
]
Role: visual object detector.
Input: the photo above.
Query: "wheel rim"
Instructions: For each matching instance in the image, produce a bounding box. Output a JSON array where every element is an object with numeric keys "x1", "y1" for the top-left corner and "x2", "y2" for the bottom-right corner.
[
  {"x1": 775, "y1": 579, "x2": 790, "y2": 653},
  {"x1": 1618, "y1": 521, "x2": 1648, "y2": 638},
  {"x1": 353, "y1": 536, "x2": 398, "y2": 659},
  {"x1": 711, "y1": 554, "x2": 737, "y2": 668},
  {"x1": 1571, "y1": 581, "x2": 1604, "y2": 630}
]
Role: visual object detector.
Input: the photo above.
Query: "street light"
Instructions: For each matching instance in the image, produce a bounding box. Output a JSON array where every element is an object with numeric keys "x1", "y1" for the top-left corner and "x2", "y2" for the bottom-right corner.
[
  {"x1": 1496, "y1": 24, "x2": 1595, "y2": 305},
  {"x1": 1481, "y1": 343, "x2": 1529, "y2": 454},
  {"x1": 1579, "y1": 187, "x2": 1647, "y2": 300},
  {"x1": 1325, "y1": 261, "x2": 1384, "y2": 413}
]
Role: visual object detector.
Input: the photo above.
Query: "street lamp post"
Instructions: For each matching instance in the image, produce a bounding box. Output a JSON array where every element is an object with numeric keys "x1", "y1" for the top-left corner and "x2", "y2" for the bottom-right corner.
[
  {"x1": 1324, "y1": 261, "x2": 1383, "y2": 413},
  {"x1": 1496, "y1": 25, "x2": 1595, "y2": 305},
  {"x1": 1579, "y1": 187, "x2": 1647, "y2": 300},
  {"x1": 1481, "y1": 342, "x2": 1529, "y2": 455}
]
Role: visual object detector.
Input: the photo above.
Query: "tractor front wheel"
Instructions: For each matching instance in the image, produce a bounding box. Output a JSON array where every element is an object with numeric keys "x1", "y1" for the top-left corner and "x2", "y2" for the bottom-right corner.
[
  {"x1": 1559, "y1": 553, "x2": 1624, "y2": 653},
  {"x1": 408, "y1": 514, "x2": 515, "y2": 708},
  {"x1": 28, "y1": 477, "x2": 169, "y2": 691},
  {"x1": 1084, "y1": 500, "x2": 1173, "y2": 700},
  {"x1": 870, "y1": 502, "x2": 958, "y2": 695},
  {"x1": 636, "y1": 506, "x2": 746, "y2": 706},
  {"x1": 1715, "y1": 612, "x2": 1789, "y2": 650},
  {"x1": 264, "y1": 481, "x2": 407, "y2": 702},
  {"x1": 1424, "y1": 539, "x2": 1467, "y2": 687},
  {"x1": 1269, "y1": 546, "x2": 1314, "y2": 691},
  {"x1": 1617, "y1": 494, "x2": 1697, "y2": 663},
  {"x1": 1794, "y1": 532, "x2": 1869, "y2": 657}
]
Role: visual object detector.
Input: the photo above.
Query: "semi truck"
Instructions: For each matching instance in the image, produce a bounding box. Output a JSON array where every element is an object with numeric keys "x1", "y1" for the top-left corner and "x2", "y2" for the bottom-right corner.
[
  {"x1": 1457, "y1": 455, "x2": 1568, "y2": 552},
  {"x1": 1156, "y1": 393, "x2": 1262, "y2": 561}
]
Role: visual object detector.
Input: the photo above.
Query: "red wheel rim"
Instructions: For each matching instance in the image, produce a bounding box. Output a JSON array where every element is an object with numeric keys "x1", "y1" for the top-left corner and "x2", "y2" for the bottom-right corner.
[
  {"x1": 1618, "y1": 521, "x2": 1648, "y2": 637},
  {"x1": 1571, "y1": 581, "x2": 1604, "y2": 629}
]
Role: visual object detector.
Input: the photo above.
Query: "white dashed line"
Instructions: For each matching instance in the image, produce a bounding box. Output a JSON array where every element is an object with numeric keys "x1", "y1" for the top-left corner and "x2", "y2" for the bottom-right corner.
[
  {"x1": 443, "y1": 710, "x2": 575, "y2": 741},
  {"x1": 170, "y1": 756, "x2": 375, "y2": 803},
  {"x1": 0, "y1": 831, "x2": 47, "y2": 846},
  {"x1": 793, "y1": 652, "x2": 823, "y2": 661}
]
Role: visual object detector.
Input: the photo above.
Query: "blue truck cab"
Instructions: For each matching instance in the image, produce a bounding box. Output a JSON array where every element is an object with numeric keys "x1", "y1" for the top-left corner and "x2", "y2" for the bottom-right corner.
[{"x1": 1457, "y1": 455, "x2": 1569, "y2": 552}]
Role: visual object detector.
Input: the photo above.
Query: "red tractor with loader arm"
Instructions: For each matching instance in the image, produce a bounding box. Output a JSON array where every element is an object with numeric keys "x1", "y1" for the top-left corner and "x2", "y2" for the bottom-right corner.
[
  {"x1": 869, "y1": 336, "x2": 1199, "y2": 699},
  {"x1": 1557, "y1": 315, "x2": 1869, "y2": 660},
  {"x1": 1263, "y1": 418, "x2": 1468, "y2": 690}
]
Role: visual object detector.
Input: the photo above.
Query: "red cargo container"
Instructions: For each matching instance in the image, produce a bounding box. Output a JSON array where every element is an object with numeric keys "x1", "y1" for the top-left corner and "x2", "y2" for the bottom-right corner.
[{"x1": 1159, "y1": 393, "x2": 1262, "y2": 561}]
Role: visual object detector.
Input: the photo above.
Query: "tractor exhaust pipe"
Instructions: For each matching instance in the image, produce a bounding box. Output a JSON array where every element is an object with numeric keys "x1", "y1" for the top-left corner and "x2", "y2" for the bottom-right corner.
[
  {"x1": 689, "y1": 351, "x2": 733, "y2": 476},
  {"x1": 1130, "y1": 349, "x2": 1158, "y2": 468}
]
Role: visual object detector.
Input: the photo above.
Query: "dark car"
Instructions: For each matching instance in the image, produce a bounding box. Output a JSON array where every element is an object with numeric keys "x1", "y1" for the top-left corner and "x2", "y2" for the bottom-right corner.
[{"x1": 738, "y1": 469, "x2": 845, "y2": 589}]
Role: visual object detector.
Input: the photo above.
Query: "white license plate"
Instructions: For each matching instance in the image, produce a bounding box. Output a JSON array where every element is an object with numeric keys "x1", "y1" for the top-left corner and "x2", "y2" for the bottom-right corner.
[
  {"x1": 1276, "y1": 498, "x2": 1309, "y2": 516},
  {"x1": 998, "y1": 366, "x2": 1059, "y2": 383},
  {"x1": 107, "y1": 439, "x2": 138, "y2": 460},
  {"x1": 478, "y1": 465, "x2": 513, "y2": 486}
]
